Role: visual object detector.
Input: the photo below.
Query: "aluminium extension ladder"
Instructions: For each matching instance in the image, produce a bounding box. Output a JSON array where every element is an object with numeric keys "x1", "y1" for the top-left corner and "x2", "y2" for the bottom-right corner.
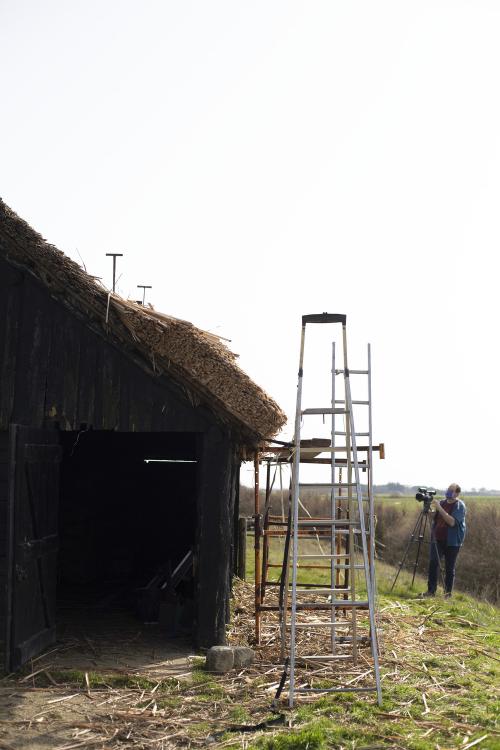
[{"x1": 287, "y1": 313, "x2": 382, "y2": 707}]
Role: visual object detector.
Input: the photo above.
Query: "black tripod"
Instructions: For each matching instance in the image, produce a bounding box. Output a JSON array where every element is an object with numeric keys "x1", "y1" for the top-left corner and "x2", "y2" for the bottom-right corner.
[{"x1": 390, "y1": 504, "x2": 444, "y2": 591}]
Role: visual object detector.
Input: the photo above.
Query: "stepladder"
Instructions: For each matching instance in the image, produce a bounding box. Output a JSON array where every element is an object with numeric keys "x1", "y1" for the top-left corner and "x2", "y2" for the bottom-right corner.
[{"x1": 284, "y1": 313, "x2": 382, "y2": 707}]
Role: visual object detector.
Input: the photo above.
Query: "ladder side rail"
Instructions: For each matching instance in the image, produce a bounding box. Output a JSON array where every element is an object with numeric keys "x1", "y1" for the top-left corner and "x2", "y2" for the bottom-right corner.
[
  {"x1": 289, "y1": 323, "x2": 307, "y2": 708},
  {"x1": 341, "y1": 323, "x2": 358, "y2": 662},
  {"x1": 279, "y1": 475, "x2": 292, "y2": 662},
  {"x1": 367, "y1": 343, "x2": 377, "y2": 603},
  {"x1": 345, "y1": 371, "x2": 382, "y2": 705},
  {"x1": 330, "y1": 341, "x2": 337, "y2": 653},
  {"x1": 279, "y1": 502, "x2": 292, "y2": 661},
  {"x1": 260, "y1": 461, "x2": 272, "y2": 602},
  {"x1": 254, "y1": 452, "x2": 261, "y2": 644},
  {"x1": 284, "y1": 314, "x2": 382, "y2": 705}
]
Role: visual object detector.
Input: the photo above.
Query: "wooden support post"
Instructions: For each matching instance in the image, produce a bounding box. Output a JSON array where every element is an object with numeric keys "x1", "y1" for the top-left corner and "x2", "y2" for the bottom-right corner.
[
  {"x1": 260, "y1": 460, "x2": 271, "y2": 601},
  {"x1": 254, "y1": 451, "x2": 261, "y2": 644},
  {"x1": 237, "y1": 517, "x2": 247, "y2": 580}
]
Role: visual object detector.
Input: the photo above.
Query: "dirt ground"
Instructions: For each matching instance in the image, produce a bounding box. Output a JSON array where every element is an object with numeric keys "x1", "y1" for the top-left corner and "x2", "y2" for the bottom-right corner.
[
  {"x1": 0, "y1": 611, "x2": 197, "y2": 750},
  {"x1": 0, "y1": 582, "x2": 392, "y2": 750}
]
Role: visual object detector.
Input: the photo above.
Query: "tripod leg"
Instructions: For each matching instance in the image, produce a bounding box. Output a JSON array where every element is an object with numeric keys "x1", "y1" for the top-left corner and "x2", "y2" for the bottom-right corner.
[
  {"x1": 411, "y1": 511, "x2": 427, "y2": 586},
  {"x1": 390, "y1": 511, "x2": 425, "y2": 592}
]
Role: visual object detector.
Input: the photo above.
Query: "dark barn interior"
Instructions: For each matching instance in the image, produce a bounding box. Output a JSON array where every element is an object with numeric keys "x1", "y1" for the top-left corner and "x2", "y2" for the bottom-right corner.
[
  {"x1": 57, "y1": 431, "x2": 199, "y2": 635},
  {"x1": 0, "y1": 199, "x2": 286, "y2": 672}
]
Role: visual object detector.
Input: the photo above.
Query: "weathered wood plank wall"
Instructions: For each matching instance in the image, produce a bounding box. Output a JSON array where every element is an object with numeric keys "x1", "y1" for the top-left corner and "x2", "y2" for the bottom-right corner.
[
  {"x1": 196, "y1": 429, "x2": 240, "y2": 646},
  {"x1": 0, "y1": 432, "x2": 8, "y2": 668},
  {"x1": 0, "y1": 258, "x2": 215, "y2": 435},
  {"x1": 0, "y1": 259, "x2": 243, "y2": 652}
]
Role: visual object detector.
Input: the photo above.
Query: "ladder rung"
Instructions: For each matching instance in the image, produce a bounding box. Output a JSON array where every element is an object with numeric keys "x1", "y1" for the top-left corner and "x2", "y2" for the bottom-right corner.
[
  {"x1": 292, "y1": 589, "x2": 361, "y2": 596},
  {"x1": 297, "y1": 553, "x2": 349, "y2": 558},
  {"x1": 334, "y1": 432, "x2": 370, "y2": 437},
  {"x1": 329, "y1": 529, "x2": 363, "y2": 535},
  {"x1": 294, "y1": 599, "x2": 369, "y2": 607},
  {"x1": 299, "y1": 459, "x2": 369, "y2": 467},
  {"x1": 256, "y1": 604, "x2": 354, "y2": 612},
  {"x1": 293, "y1": 528, "x2": 364, "y2": 536},
  {"x1": 296, "y1": 519, "x2": 357, "y2": 527},
  {"x1": 298, "y1": 447, "x2": 348, "y2": 454},
  {"x1": 298, "y1": 655, "x2": 353, "y2": 661},
  {"x1": 291, "y1": 628, "x2": 369, "y2": 641},
  {"x1": 334, "y1": 399, "x2": 370, "y2": 406},
  {"x1": 267, "y1": 563, "x2": 330, "y2": 570},
  {"x1": 302, "y1": 408, "x2": 347, "y2": 415},
  {"x1": 294, "y1": 561, "x2": 365, "y2": 571},
  {"x1": 295, "y1": 563, "x2": 364, "y2": 569},
  {"x1": 345, "y1": 369, "x2": 369, "y2": 375},
  {"x1": 291, "y1": 622, "x2": 351, "y2": 629},
  {"x1": 290, "y1": 602, "x2": 369, "y2": 611},
  {"x1": 299, "y1": 483, "x2": 358, "y2": 490},
  {"x1": 295, "y1": 686, "x2": 377, "y2": 694},
  {"x1": 292, "y1": 586, "x2": 351, "y2": 593}
]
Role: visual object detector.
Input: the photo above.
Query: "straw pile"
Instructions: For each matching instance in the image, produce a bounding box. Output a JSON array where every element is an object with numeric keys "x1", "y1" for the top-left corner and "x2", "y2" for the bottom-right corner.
[
  {"x1": 1, "y1": 579, "x2": 496, "y2": 749},
  {"x1": 229, "y1": 579, "x2": 378, "y2": 694},
  {"x1": 0, "y1": 199, "x2": 286, "y2": 442}
]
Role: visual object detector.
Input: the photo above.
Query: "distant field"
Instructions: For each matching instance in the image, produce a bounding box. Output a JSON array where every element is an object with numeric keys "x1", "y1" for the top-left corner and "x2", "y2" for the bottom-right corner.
[
  {"x1": 246, "y1": 495, "x2": 500, "y2": 604},
  {"x1": 246, "y1": 533, "x2": 415, "y2": 595},
  {"x1": 374, "y1": 494, "x2": 499, "y2": 504},
  {"x1": 375, "y1": 497, "x2": 499, "y2": 603}
]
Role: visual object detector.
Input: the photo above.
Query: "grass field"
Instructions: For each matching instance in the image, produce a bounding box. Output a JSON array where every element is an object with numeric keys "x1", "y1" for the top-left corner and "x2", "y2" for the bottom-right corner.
[
  {"x1": 242, "y1": 530, "x2": 500, "y2": 749},
  {"x1": 374, "y1": 497, "x2": 500, "y2": 604},
  {"x1": 4, "y1": 560, "x2": 496, "y2": 749},
  {"x1": 374, "y1": 494, "x2": 499, "y2": 505},
  {"x1": 250, "y1": 584, "x2": 500, "y2": 750},
  {"x1": 1, "y1": 525, "x2": 498, "y2": 749}
]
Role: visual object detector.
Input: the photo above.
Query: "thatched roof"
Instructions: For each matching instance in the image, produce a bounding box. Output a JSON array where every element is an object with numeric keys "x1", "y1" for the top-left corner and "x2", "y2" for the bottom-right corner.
[{"x1": 0, "y1": 199, "x2": 286, "y2": 442}]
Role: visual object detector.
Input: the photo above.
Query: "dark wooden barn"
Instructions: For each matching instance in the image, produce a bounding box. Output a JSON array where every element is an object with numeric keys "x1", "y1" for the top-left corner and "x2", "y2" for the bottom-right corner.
[{"x1": 0, "y1": 200, "x2": 286, "y2": 672}]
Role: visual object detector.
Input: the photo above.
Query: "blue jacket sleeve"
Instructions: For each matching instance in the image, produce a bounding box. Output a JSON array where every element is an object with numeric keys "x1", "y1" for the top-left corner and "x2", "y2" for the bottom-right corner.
[
  {"x1": 452, "y1": 502, "x2": 466, "y2": 525},
  {"x1": 448, "y1": 501, "x2": 466, "y2": 546}
]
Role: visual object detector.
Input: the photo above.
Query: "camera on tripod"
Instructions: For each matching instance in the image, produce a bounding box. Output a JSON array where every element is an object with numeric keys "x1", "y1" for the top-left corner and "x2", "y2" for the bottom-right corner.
[
  {"x1": 415, "y1": 487, "x2": 436, "y2": 512},
  {"x1": 390, "y1": 487, "x2": 443, "y2": 592}
]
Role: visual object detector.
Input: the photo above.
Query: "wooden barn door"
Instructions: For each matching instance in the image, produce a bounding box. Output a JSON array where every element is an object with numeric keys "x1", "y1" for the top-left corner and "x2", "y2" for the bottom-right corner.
[{"x1": 6, "y1": 425, "x2": 61, "y2": 671}]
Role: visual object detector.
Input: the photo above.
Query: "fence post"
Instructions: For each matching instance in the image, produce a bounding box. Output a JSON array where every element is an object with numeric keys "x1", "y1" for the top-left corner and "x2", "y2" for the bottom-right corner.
[{"x1": 237, "y1": 517, "x2": 247, "y2": 580}]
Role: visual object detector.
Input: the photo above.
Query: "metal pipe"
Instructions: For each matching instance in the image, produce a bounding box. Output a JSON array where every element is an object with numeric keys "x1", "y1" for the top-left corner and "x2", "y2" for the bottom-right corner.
[
  {"x1": 254, "y1": 451, "x2": 261, "y2": 644},
  {"x1": 289, "y1": 322, "x2": 307, "y2": 707},
  {"x1": 261, "y1": 460, "x2": 271, "y2": 601},
  {"x1": 106, "y1": 253, "x2": 123, "y2": 293}
]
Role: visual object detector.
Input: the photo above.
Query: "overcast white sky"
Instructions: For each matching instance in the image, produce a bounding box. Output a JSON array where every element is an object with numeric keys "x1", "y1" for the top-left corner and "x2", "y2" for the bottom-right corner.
[{"x1": 1, "y1": 1, "x2": 499, "y2": 491}]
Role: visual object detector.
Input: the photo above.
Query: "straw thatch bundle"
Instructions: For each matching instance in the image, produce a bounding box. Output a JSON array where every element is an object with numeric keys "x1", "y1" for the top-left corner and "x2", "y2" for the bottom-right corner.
[{"x1": 0, "y1": 199, "x2": 286, "y2": 442}]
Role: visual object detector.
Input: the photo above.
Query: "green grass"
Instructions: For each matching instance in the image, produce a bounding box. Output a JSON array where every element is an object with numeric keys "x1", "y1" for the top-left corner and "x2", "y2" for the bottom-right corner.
[
  {"x1": 257, "y1": 722, "x2": 329, "y2": 750},
  {"x1": 18, "y1": 668, "x2": 164, "y2": 691},
  {"x1": 251, "y1": 592, "x2": 500, "y2": 749},
  {"x1": 8, "y1": 529, "x2": 500, "y2": 750},
  {"x1": 9, "y1": 585, "x2": 500, "y2": 749},
  {"x1": 243, "y1": 531, "x2": 500, "y2": 750},
  {"x1": 248, "y1": 532, "x2": 394, "y2": 591}
]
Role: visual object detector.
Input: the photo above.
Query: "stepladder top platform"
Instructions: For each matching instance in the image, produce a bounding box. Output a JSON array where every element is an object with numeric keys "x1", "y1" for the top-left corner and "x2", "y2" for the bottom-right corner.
[{"x1": 302, "y1": 313, "x2": 347, "y2": 325}]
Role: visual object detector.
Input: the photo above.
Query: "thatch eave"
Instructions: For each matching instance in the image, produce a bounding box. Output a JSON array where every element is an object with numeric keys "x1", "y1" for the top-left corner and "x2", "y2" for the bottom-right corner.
[{"x1": 0, "y1": 199, "x2": 287, "y2": 443}]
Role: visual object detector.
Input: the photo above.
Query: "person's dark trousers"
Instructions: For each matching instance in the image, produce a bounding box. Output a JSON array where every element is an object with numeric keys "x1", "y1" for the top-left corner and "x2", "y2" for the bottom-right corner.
[{"x1": 427, "y1": 539, "x2": 460, "y2": 594}]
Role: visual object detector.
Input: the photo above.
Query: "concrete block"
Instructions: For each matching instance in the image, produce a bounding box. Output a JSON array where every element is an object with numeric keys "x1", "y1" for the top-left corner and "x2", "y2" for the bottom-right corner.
[
  {"x1": 233, "y1": 646, "x2": 255, "y2": 669},
  {"x1": 206, "y1": 646, "x2": 234, "y2": 673}
]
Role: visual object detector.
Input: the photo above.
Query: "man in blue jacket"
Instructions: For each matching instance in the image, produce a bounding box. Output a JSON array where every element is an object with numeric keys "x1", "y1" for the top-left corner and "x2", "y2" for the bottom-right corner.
[{"x1": 424, "y1": 483, "x2": 466, "y2": 597}]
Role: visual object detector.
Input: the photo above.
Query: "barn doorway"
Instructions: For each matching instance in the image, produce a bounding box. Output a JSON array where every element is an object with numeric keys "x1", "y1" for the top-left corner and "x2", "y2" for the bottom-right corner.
[{"x1": 56, "y1": 430, "x2": 200, "y2": 657}]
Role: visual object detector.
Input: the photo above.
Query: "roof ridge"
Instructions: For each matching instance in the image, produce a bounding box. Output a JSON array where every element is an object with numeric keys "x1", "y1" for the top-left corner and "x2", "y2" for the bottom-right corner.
[{"x1": 0, "y1": 198, "x2": 286, "y2": 441}]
